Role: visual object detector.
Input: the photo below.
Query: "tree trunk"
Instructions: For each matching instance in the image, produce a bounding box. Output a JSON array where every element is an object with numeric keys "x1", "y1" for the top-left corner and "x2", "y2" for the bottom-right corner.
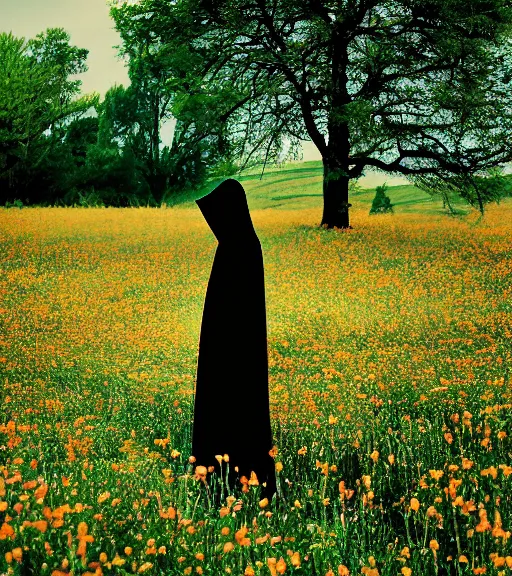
[
  {"x1": 321, "y1": 24, "x2": 352, "y2": 230},
  {"x1": 320, "y1": 158, "x2": 352, "y2": 229}
]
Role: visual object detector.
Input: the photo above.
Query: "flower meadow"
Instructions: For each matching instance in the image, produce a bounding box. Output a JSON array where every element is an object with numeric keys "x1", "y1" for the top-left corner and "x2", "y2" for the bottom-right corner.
[{"x1": 0, "y1": 197, "x2": 511, "y2": 576}]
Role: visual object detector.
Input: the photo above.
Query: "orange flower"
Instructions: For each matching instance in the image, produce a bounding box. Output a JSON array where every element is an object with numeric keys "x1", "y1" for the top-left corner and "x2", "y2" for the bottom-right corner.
[
  {"x1": 0, "y1": 522, "x2": 15, "y2": 540},
  {"x1": 235, "y1": 525, "x2": 248, "y2": 542},
  {"x1": 269, "y1": 446, "x2": 278, "y2": 458},
  {"x1": 429, "y1": 470, "x2": 444, "y2": 481},
  {"x1": 268, "y1": 558, "x2": 277, "y2": 576},
  {"x1": 276, "y1": 557, "x2": 287, "y2": 574},
  {"x1": 410, "y1": 498, "x2": 420, "y2": 512},
  {"x1": 248, "y1": 471, "x2": 259, "y2": 486},
  {"x1": 475, "y1": 509, "x2": 492, "y2": 532},
  {"x1": 194, "y1": 466, "x2": 207, "y2": 481},
  {"x1": 462, "y1": 458, "x2": 474, "y2": 470},
  {"x1": 481, "y1": 466, "x2": 498, "y2": 480},
  {"x1": 256, "y1": 534, "x2": 269, "y2": 545},
  {"x1": 11, "y1": 548, "x2": 22, "y2": 562},
  {"x1": 34, "y1": 483, "x2": 48, "y2": 502},
  {"x1": 290, "y1": 552, "x2": 300, "y2": 567}
]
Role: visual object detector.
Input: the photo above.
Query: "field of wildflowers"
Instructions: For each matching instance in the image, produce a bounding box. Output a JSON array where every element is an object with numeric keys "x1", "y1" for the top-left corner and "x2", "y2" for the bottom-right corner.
[{"x1": 1, "y1": 184, "x2": 511, "y2": 575}]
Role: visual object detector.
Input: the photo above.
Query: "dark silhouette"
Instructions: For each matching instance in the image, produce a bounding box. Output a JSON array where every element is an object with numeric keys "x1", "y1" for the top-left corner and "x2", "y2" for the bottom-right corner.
[{"x1": 192, "y1": 178, "x2": 277, "y2": 500}]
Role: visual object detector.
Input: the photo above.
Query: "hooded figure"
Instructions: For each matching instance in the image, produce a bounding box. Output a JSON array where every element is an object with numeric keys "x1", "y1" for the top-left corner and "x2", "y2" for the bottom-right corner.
[{"x1": 192, "y1": 178, "x2": 276, "y2": 499}]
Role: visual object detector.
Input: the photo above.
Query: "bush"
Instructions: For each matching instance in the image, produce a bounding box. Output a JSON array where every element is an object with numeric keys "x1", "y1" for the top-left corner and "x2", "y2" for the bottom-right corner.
[{"x1": 369, "y1": 183, "x2": 394, "y2": 214}]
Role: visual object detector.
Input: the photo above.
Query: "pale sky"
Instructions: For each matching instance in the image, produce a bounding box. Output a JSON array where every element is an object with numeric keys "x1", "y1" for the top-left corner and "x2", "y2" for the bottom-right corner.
[{"x1": 1, "y1": 0, "x2": 413, "y2": 183}]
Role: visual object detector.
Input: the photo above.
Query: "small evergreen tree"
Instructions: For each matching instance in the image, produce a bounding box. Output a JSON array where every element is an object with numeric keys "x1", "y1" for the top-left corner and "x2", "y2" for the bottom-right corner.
[{"x1": 370, "y1": 183, "x2": 394, "y2": 215}]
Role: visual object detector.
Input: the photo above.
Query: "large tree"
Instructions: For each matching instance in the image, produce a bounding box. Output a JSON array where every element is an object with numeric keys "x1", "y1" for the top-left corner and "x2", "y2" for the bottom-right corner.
[{"x1": 111, "y1": 0, "x2": 512, "y2": 228}]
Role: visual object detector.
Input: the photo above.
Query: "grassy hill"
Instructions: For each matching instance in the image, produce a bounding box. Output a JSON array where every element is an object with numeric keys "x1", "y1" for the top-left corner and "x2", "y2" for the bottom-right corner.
[{"x1": 175, "y1": 160, "x2": 512, "y2": 217}]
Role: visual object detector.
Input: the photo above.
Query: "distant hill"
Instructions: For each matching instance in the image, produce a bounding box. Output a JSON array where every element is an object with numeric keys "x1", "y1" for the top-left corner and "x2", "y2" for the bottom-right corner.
[{"x1": 175, "y1": 161, "x2": 512, "y2": 216}]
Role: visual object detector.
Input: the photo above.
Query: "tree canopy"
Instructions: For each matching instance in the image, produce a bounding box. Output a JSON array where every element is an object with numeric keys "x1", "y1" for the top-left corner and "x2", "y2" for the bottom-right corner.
[{"x1": 111, "y1": 0, "x2": 512, "y2": 227}]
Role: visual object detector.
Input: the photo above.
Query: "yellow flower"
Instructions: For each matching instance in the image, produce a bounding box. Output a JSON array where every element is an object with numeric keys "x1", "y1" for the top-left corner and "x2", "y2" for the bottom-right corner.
[{"x1": 112, "y1": 555, "x2": 126, "y2": 566}]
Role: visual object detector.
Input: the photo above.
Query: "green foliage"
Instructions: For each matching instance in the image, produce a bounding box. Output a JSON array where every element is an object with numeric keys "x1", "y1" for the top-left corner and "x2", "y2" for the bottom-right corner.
[
  {"x1": 70, "y1": 143, "x2": 152, "y2": 207},
  {"x1": 369, "y1": 184, "x2": 394, "y2": 215},
  {"x1": 26, "y1": 27, "x2": 88, "y2": 106},
  {"x1": 0, "y1": 29, "x2": 97, "y2": 205},
  {"x1": 4, "y1": 198, "x2": 24, "y2": 209},
  {"x1": 64, "y1": 116, "x2": 100, "y2": 167},
  {"x1": 408, "y1": 166, "x2": 510, "y2": 215}
]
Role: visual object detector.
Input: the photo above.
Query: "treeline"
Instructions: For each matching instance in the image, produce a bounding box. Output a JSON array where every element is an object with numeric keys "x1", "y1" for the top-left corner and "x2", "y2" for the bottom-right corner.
[
  {"x1": 2, "y1": 12, "x2": 512, "y2": 215},
  {"x1": 0, "y1": 28, "x2": 231, "y2": 207}
]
